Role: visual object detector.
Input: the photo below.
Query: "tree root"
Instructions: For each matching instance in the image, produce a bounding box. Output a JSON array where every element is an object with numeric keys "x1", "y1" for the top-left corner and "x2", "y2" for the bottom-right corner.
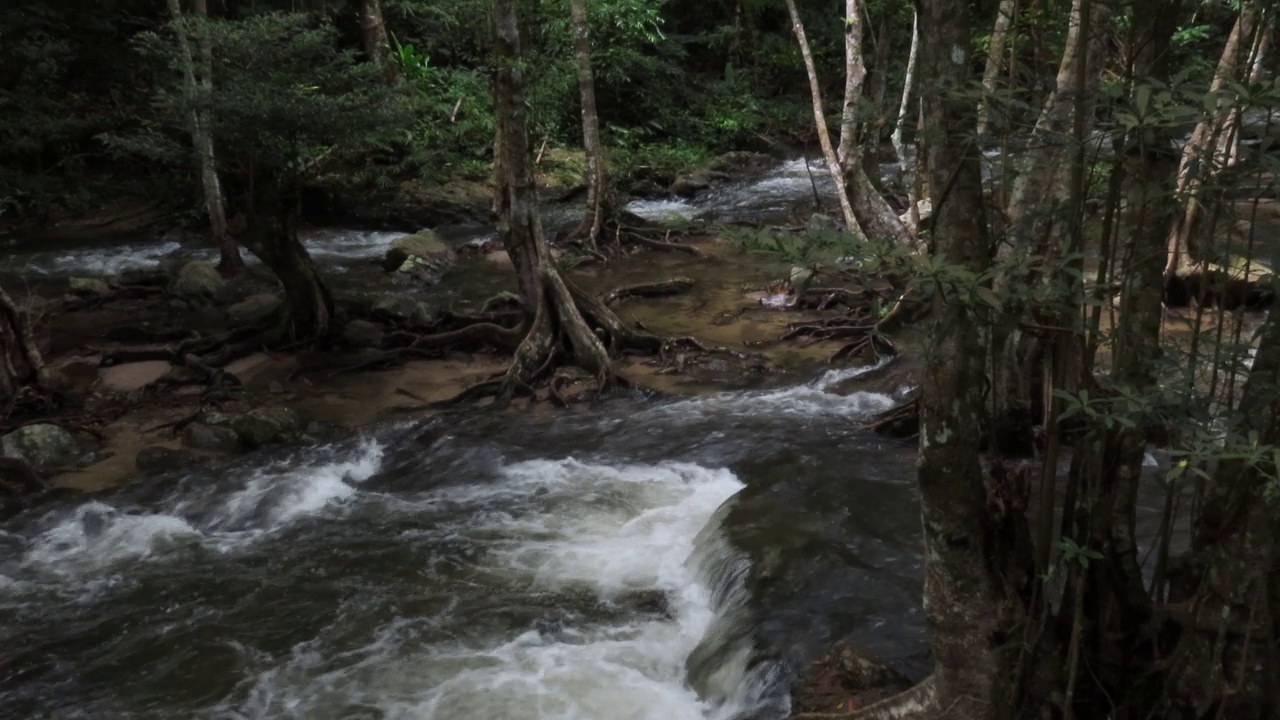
[
  {"x1": 790, "y1": 674, "x2": 936, "y2": 720},
  {"x1": 831, "y1": 334, "x2": 897, "y2": 363},
  {"x1": 601, "y1": 277, "x2": 695, "y2": 306},
  {"x1": 618, "y1": 230, "x2": 703, "y2": 256},
  {"x1": 865, "y1": 395, "x2": 920, "y2": 438}
]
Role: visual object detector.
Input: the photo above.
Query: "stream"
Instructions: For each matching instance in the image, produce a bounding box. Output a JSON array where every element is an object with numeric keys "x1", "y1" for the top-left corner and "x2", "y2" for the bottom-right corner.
[{"x1": 0, "y1": 364, "x2": 926, "y2": 720}]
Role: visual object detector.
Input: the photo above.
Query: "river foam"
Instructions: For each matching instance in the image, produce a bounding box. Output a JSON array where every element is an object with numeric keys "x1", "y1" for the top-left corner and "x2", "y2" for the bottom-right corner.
[{"x1": 208, "y1": 457, "x2": 768, "y2": 720}]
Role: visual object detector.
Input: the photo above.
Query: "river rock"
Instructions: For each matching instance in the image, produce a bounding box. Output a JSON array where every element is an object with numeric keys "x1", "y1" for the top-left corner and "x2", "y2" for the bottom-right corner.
[
  {"x1": 181, "y1": 423, "x2": 243, "y2": 454},
  {"x1": 789, "y1": 645, "x2": 914, "y2": 715},
  {"x1": 230, "y1": 407, "x2": 303, "y2": 449},
  {"x1": 382, "y1": 230, "x2": 455, "y2": 279},
  {"x1": 172, "y1": 261, "x2": 224, "y2": 297},
  {"x1": 372, "y1": 295, "x2": 436, "y2": 325},
  {"x1": 68, "y1": 277, "x2": 110, "y2": 296},
  {"x1": 135, "y1": 446, "x2": 202, "y2": 475},
  {"x1": 341, "y1": 319, "x2": 385, "y2": 348},
  {"x1": 1, "y1": 424, "x2": 82, "y2": 470},
  {"x1": 670, "y1": 151, "x2": 774, "y2": 199},
  {"x1": 227, "y1": 293, "x2": 281, "y2": 326}
]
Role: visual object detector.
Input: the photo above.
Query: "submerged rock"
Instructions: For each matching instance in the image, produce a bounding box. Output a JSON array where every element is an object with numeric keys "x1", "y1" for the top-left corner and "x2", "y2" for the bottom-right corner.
[
  {"x1": 135, "y1": 446, "x2": 202, "y2": 475},
  {"x1": 227, "y1": 293, "x2": 281, "y2": 326},
  {"x1": 789, "y1": 645, "x2": 913, "y2": 716},
  {"x1": 68, "y1": 277, "x2": 110, "y2": 296},
  {"x1": 382, "y1": 229, "x2": 455, "y2": 281},
  {"x1": 1, "y1": 424, "x2": 82, "y2": 470},
  {"x1": 181, "y1": 423, "x2": 242, "y2": 454},
  {"x1": 341, "y1": 319, "x2": 385, "y2": 348},
  {"x1": 230, "y1": 407, "x2": 304, "y2": 449},
  {"x1": 172, "y1": 261, "x2": 224, "y2": 297},
  {"x1": 372, "y1": 295, "x2": 435, "y2": 325}
]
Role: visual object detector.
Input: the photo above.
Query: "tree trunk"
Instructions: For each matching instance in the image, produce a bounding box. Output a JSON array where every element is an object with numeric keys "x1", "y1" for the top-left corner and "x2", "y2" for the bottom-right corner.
[
  {"x1": 0, "y1": 283, "x2": 50, "y2": 407},
  {"x1": 169, "y1": 0, "x2": 243, "y2": 275},
  {"x1": 359, "y1": 0, "x2": 397, "y2": 83},
  {"x1": 783, "y1": 0, "x2": 860, "y2": 235},
  {"x1": 491, "y1": 0, "x2": 656, "y2": 393},
  {"x1": 916, "y1": 0, "x2": 1031, "y2": 712},
  {"x1": 569, "y1": 0, "x2": 608, "y2": 245},
  {"x1": 893, "y1": 12, "x2": 920, "y2": 230},
  {"x1": 1166, "y1": 3, "x2": 1265, "y2": 276},
  {"x1": 976, "y1": 0, "x2": 1017, "y2": 138},
  {"x1": 240, "y1": 182, "x2": 335, "y2": 343},
  {"x1": 1163, "y1": 305, "x2": 1280, "y2": 718}
]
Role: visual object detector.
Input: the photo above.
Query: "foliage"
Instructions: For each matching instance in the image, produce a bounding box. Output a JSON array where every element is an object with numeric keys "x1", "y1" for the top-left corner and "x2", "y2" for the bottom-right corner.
[{"x1": 123, "y1": 13, "x2": 413, "y2": 201}]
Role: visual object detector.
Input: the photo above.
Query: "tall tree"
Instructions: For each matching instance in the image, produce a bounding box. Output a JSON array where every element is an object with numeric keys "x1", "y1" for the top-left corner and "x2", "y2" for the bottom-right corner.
[
  {"x1": 358, "y1": 0, "x2": 396, "y2": 83},
  {"x1": 569, "y1": 0, "x2": 608, "y2": 244},
  {"x1": 785, "y1": 0, "x2": 913, "y2": 247},
  {"x1": 914, "y1": 0, "x2": 1030, "y2": 712},
  {"x1": 167, "y1": 0, "x2": 243, "y2": 275},
  {"x1": 482, "y1": 0, "x2": 677, "y2": 398},
  {"x1": 976, "y1": 0, "x2": 1017, "y2": 138}
]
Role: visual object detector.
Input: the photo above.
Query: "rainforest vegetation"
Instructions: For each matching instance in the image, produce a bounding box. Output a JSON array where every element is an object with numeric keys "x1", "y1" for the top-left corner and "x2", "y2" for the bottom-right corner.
[{"x1": 1, "y1": 0, "x2": 1278, "y2": 718}]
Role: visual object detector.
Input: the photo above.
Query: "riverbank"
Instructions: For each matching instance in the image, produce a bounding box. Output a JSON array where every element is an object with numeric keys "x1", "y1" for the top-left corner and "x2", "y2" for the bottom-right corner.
[{"x1": 4, "y1": 228, "x2": 918, "y2": 497}]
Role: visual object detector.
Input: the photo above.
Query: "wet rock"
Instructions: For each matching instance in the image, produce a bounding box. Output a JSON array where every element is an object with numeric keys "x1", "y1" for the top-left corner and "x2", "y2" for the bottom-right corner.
[
  {"x1": 341, "y1": 319, "x2": 385, "y2": 348},
  {"x1": 372, "y1": 295, "x2": 436, "y2": 325},
  {"x1": 806, "y1": 213, "x2": 838, "y2": 234},
  {"x1": 227, "y1": 293, "x2": 281, "y2": 326},
  {"x1": 171, "y1": 261, "x2": 224, "y2": 298},
  {"x1": 670, "y1": 151, "x2": 774, "y2": 199},
  {"x1": 1, "y1": 424, "x2": 82, "y2": 471},
  {"x1": 181, "y1": 423, "x2": 242, "y2": 454},
  {"x1": 269, "y1": 381, "x2": 285, "y2": 394},
  {"x1": 382, "y1": 229, "x2": 455, "y2": 280},
  {"x1": 789, "y1": 646, "x2": 913, "y2": 716},
  {"x1": 230, "y1": 407, "x2": 304, "y2": 449},
  {"x1": 135, "y1": 446, "x2": 202, "y2": 475},
  {"x1": 68, "y1": 277, "x2": 110, "y2": 296},
  {"x1": 789, "y1": 266, "x2": 815, "y2": 292}
]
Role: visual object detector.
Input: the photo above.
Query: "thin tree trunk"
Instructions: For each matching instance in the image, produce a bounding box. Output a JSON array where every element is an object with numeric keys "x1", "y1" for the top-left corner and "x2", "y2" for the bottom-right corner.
[
  {"x1": 1165, "y1": 3, "x2": 1261, "y2": 277},
  {"x1": 1163, "y1": 304, "x2": 1280, "y2": 718},
  {"x1": 837, "y1": 0, "x2": 868, "y2": 166},
  {"x1": 359, "y1": 0, "x2": 397, "y2": 83},
  {"x1": 784, "y1": 0, "x2": 859, "y2": 235},
  {"x1": 569, "y1": 0, "x2": 607, "y2": 245},
  {"x1": 893, "y1": 12, "x2": 920, "y2": 231},
  {"x1": 0, "y1": 283, "x2": 50, "y2": 405},
  {"x1": 169, "y1": 0, "x2": 243, "y2": 275},
  {"x1": 976, "y1": 0, "x2": 1017, "y2": 138}
]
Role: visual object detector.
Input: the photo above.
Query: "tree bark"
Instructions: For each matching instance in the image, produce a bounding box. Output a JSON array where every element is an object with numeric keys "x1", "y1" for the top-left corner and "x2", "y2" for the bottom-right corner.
[
  {"x1": 784, "y1": 0, "x2": 860, "y2": 236},
  {"x1": 359, "y1": 0, "x2": 397, "y2": 83},
  {"x1": 976, "y1": 0, "x2": 1017, "y2": 138},
  {"x1": 916, "y1": 0, "x2": 1031, "y2": 713},
  {"x1": 569, "y1": 0, "x2": 608, "y2": 245},
  {"x1": 169, "y1": 0, "x2": 243, "y2": 275},
  {"x1": 0, "y1": 283, "x2": 50, "y2": 407},
  {"x1": 240, "y1": 182, "x2": 335, "y2": 343}
]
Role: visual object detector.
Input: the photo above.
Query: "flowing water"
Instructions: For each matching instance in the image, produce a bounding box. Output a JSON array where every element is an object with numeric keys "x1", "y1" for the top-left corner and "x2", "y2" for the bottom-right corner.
[{"x1": 0, "y1": 364, "x2": 926, "y2": 720}]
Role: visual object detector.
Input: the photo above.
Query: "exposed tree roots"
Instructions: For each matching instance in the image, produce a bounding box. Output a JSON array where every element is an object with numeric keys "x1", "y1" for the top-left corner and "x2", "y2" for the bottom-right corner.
[{"x1": 601, "y1": 277, "x2": 694, "y2": 306}]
